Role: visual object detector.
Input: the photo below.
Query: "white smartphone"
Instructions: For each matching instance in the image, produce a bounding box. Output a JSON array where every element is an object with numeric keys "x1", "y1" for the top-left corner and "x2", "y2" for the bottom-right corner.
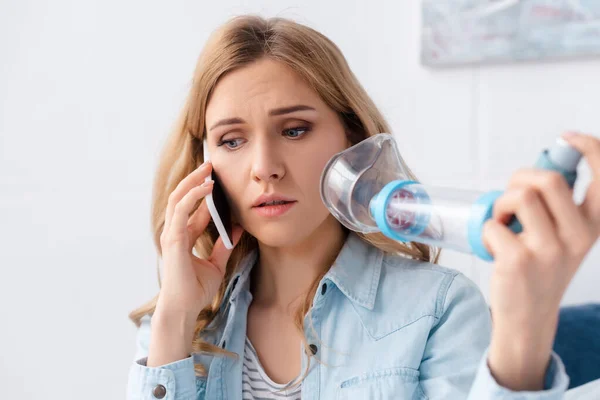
[{"x1": 203, "y1": 138, "x2": 233, "y2": 249}]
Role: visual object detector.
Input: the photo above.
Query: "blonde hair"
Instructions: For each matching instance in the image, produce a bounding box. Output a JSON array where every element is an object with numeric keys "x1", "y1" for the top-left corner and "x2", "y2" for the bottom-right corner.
[{"x1": 129, "y1": 15, "x2": 440, "y2": 378}]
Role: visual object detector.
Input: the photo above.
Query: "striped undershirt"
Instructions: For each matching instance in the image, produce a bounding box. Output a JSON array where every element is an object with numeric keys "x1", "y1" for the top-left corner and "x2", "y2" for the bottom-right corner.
[{"x1": 242, "y1": 336, "x2": 302, "y2": 399}]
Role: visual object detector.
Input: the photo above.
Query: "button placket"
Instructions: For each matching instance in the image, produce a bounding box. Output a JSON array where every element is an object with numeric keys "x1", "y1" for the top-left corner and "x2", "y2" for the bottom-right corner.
[
  {"x1": 305, "y1": 299, "x2": 321, "y2": 355},
  {"x1": 313, "y1": 280, "x2": 330, "y2": 307},
  {"x1": 302, "y1": 305, "x2": 323, "y2": 395}
]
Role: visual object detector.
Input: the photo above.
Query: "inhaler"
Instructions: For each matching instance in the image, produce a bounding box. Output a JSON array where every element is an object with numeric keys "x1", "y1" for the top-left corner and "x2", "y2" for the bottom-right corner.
[{"x1": 320, "y1": 134, "x2": 582, "y2": 262}]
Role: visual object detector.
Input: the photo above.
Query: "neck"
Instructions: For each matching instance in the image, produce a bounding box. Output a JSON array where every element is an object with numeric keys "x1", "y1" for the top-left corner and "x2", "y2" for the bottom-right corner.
[{"x1": 250, "y1": 216, "x2": 347, "y2": 313}]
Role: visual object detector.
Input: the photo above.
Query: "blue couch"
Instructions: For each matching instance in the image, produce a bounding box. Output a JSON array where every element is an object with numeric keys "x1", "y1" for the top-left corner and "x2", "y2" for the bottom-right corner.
[{"x1": 553, "y1": 303, "x2": 600, "y2": 389}]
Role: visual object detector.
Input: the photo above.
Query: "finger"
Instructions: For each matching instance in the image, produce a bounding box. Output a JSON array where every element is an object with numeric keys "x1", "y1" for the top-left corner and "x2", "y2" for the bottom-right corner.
[
  {"x1": 493, "y1": 187, "x2": 559, "y2": 253},
  {"x1": 580, "y1": 182, "x2": 600, "y2": 235},
  {"x1": 187, "y1": 200, "x2": 212, "y2": 251},
  {"x1": 562, "y1": 132, "x2": 600, "y2": 228},
  {"x1": 507, "y1": 168, "x2": 588, "y2": 247},
  {"x1": 208, "y1": 225, "x2": 245, "y2": 273},
  {"x1": 482, "y1": 219, "x2": 527, "y2": 267},
  {"x1": 168, "y1": 181, "x2": 214, "y2": 243},
  {"x1": 164, "y1": 162, "x2": 212, "y2": 232}
]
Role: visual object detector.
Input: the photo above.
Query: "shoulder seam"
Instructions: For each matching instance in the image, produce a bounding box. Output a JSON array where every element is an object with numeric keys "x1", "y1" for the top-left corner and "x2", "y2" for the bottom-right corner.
[{"x1": 435, "y1": 272, "x2": 461, "y2": 320}]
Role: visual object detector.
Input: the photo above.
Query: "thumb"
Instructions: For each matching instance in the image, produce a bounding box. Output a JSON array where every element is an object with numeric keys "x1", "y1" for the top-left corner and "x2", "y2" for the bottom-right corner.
[{"x1": 208, "y1": 225, "x2": 245, "y2": 272}]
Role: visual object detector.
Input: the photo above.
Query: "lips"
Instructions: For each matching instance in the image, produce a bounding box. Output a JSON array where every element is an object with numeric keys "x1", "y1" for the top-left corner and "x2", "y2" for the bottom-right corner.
[
  {"x1": 256, "y1": 200, "x2": 294, "y2": 207},
  {"x1": 252, "y1": 194, "x2": 296, "y2": 208},
  {"x1": 252, "y1": 199, "x2": 297, "y2": 217}
]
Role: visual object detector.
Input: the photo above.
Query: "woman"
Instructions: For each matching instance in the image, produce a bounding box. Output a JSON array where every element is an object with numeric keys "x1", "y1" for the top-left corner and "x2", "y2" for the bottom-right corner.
[{"x1": 127, "y1": 15, "x2": 599, "y2": 399}]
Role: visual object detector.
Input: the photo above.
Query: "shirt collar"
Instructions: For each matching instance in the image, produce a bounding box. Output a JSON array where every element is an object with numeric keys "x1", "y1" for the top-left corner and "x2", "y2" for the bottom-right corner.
[
  {"x1": 224, "y1": 231, "x2": 383, "y2": 310},
  {"x1": 324, "y1": 232, "x2": 383, "y2": 310}
]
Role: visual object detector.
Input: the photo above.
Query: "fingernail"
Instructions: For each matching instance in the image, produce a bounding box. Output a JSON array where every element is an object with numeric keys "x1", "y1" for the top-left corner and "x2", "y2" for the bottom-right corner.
[
  {"x1": 562, "y1": 131, "x2": 578, "y2": 139},
  {"x1": 201, "y1": 180, "x2": 214, "y2": 187}
]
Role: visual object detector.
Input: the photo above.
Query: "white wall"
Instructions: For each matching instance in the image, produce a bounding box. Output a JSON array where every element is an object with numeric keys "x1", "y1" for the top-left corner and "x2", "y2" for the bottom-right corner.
[{"x1": 1, "y1": 1, "x2": 598, "y2": 398}]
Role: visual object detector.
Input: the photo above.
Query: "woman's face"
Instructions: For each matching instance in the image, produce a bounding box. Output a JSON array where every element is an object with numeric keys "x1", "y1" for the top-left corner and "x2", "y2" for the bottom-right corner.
[{"x1": 204, "y1": 58, "x2": 350, "y2": 247}]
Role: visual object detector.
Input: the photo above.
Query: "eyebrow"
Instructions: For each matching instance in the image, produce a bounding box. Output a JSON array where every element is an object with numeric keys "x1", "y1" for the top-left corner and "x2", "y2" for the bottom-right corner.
[{"x1": 208, "y1": 104, "x2": 316, "y2": 131}]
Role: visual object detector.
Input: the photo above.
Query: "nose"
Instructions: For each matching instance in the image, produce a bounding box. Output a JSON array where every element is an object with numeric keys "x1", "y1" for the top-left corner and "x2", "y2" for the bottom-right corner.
[{"x1": 251, "y1": 138, "x2": 285, "y2": 183}]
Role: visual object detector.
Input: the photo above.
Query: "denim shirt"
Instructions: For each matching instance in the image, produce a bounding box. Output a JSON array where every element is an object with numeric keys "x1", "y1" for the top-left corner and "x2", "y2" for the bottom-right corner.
[{"x1": 127, "y1": 232, "x2": 569, "y2": 399}]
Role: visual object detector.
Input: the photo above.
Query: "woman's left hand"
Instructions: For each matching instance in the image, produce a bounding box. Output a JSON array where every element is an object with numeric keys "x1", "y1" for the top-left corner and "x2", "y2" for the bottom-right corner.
[{"x1": 482, "y1": 131, "x2": 600, "y2": 391}]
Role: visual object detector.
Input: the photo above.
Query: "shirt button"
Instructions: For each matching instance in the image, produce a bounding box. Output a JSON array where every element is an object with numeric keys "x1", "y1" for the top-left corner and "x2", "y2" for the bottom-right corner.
[
  {"x1": 321, "y1": 283, "x2": 327, "y2": 295},
  {"x1": 152, "y1": 384, "x2": 167, "y2": 399},
  {"x1": 309, "y1": 344, "x2": 318, "y2": 355}
]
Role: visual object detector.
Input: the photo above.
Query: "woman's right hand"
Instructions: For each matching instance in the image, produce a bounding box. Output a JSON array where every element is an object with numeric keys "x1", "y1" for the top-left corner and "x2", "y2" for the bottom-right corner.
[{"x1": 148, "y1": 161, "x2": 243, "y2": 366}]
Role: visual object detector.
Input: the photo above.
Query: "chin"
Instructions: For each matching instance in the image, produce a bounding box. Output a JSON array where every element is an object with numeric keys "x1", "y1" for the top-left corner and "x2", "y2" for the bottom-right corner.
[
  {"x1": 249, "y1": 223, "x2": 312, "y2": 247},
  {"x1": 245, "y1": 220, "x2": 317, "y2": 248}
]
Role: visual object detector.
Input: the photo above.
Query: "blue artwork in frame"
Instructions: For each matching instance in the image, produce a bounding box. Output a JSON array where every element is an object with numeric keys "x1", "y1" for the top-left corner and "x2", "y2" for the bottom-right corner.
[{"x1": 421, "y1": 0, "x2": 600, "y2": 67}]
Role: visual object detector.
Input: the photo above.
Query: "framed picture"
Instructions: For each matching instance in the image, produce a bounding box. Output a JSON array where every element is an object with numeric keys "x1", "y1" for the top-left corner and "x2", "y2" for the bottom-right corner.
[{"x1": 421, "y1": 0, "x2": 600, "y2": 67}]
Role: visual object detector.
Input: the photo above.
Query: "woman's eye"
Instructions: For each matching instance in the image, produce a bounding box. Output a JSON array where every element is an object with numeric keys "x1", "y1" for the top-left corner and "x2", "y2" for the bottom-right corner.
[
  {"x1": 217, "y1": 138, "x2": 244, "y2": 149},
  {"x1": 284, "y1": 126, "x2": 310, "y2": 138}
]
